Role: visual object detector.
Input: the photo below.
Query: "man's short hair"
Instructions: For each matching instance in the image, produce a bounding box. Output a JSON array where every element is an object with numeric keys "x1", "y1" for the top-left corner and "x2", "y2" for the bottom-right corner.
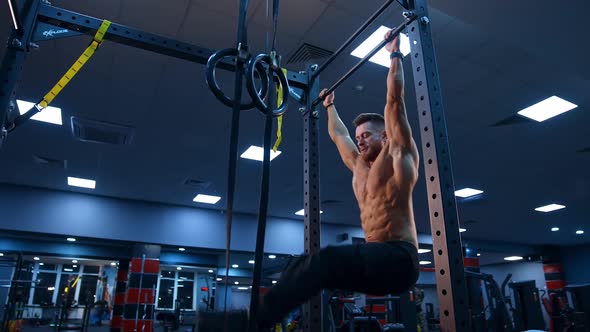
[{"x1": 352, "y1": 113, "x2": 385, "y2": 128}]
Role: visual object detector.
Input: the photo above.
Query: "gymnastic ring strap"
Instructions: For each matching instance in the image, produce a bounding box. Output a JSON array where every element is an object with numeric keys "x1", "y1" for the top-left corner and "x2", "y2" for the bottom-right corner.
[
  {"x1": 245, "y1": 53, "x2": 289, "y2": 117},
  {"x1": 205, "y1": 48, "x2": 269, "y2": 110}
]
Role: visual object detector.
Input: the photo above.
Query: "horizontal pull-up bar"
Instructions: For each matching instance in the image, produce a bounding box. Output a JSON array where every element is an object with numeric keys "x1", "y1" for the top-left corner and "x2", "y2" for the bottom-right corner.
[
  {"x1": 311, "y1": 0, "x2": 395, "y2": 80},
  {"x1": 312, "y1": 14, "x2": 417, "y2": 107}
]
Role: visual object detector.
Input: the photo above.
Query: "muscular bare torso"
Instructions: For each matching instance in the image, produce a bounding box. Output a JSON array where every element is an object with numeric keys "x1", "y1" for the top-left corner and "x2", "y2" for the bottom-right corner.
[{"x1": 352, "y1": 141, "x2": 418, "y2": 248}]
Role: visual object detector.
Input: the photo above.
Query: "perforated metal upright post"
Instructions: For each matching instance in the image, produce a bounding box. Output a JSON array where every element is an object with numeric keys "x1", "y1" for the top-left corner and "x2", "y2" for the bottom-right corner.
[
  {"x1": 407, "y1": 0, "x2": 470, "y2": 330},
  {"x1": 302, "y1": 64, "x2": 322, "y2": 331},
  {"x1": 0, "y1": 0, "x2": 41, "y2": 146}
]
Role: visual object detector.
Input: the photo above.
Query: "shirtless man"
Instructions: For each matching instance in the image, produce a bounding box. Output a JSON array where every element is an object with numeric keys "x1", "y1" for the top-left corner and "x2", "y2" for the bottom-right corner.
[{"x1": 258, "y1": 30, "x2": 420, "y2": 328}]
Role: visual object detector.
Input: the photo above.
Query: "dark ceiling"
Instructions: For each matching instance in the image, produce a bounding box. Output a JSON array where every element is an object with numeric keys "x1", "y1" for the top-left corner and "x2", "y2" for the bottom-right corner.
[{"x1": 1, "y1": 0, "x2": 589, "y2": 248}]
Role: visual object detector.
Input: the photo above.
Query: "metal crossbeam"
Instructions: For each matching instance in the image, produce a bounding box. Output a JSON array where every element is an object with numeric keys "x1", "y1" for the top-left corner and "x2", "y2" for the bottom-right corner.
[{"x1": 33, "y1": 3, "x2": 307, "y2": 89}]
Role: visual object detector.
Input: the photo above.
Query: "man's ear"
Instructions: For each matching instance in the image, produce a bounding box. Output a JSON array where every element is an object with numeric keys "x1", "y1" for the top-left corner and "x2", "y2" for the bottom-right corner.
[{"x1": 382, "y1": 131, "x2": 387, "y2": 140}]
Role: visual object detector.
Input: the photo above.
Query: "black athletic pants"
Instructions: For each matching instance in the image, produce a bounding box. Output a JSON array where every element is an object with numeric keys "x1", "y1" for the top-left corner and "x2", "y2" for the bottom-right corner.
[{"x1": 258, "y1": 240, "x2": 420, "y2": 326}]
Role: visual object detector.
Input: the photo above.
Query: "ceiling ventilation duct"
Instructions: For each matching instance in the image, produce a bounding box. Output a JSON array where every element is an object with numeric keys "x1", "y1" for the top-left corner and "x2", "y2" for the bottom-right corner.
[
  {"x1": 71, "y1": 117, "x2": 135, "y2": 145},
  {"x1": 286, "y1": 43, "x2": 334, "y2": 66}
]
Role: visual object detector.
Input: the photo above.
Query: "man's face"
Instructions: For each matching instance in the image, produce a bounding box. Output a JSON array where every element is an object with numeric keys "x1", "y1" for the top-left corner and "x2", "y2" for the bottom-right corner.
[{"x1": 355, "y1": 121, "x2": 385, "y2": 162}]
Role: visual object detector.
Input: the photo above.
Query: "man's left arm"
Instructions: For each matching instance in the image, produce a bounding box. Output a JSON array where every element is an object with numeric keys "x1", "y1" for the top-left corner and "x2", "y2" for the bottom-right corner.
[{"x1": 384, "y1": 30, "x2": 413, "y2": 152}]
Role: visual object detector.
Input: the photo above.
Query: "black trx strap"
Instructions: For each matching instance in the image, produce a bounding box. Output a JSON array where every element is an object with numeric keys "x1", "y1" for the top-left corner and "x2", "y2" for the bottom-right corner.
[
  {"x1": 248, "y1": 0, "x2": 280, "y2": 330},
  {"x1": 205, "y1": 0, "x2": 287, "y2": 329},
  {"x1": 270, "y1": 0, "x2": 279, "y2": 52},
  {"x1": 223, "y1": 0, "x2": 250, "y2": 317}
]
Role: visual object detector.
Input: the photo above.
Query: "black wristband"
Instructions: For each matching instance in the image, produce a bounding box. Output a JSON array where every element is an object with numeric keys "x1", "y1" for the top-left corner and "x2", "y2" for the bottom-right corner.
[
  {"x1": 325, "y1": 102, "x2": 334, "y2": 108},
  {"x1": 390, "y1": 52, "x2": 403, "y2": 60}
]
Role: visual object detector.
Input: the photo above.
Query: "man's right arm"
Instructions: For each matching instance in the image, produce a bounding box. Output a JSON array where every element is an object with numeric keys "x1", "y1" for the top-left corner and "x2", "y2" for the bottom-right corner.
[{"x1": 325, "y1": 103, "x2": 358, "y2": 172}]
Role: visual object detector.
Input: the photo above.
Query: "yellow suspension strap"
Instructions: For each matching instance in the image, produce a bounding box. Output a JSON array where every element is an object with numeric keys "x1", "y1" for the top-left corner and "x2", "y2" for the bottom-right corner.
[
  {"x1": 272, "y1": 68, "x2": 287, "y2": 152},
  {"x1": 39, "y1": 19, "x2": 111, "y2": 108},
  {"x1": 11, "y1": 20, "x2": 112, "y2": 129},
  {"x1": 64, "y1": 275, "x2": 81, "y2": 294}
]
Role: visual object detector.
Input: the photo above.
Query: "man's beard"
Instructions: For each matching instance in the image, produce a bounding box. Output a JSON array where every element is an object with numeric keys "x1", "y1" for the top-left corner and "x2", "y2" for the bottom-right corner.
[{"x1": 361, "y1": 146, "x2": 381, "y2": 162}]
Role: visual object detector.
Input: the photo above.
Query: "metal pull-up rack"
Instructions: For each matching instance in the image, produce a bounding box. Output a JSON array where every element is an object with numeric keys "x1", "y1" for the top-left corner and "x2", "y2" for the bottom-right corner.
[{"x1": 0, "y1": 0, "x2": 471, "y2": 331}]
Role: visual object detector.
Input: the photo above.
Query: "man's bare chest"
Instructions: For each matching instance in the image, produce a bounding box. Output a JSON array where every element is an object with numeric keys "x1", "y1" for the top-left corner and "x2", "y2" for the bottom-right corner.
[{"x1": 352, "y1": 154, "x2": 395, "y2": 202}]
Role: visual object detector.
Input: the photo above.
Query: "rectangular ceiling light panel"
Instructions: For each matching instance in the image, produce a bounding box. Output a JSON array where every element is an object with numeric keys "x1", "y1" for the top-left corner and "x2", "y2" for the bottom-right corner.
[
  {"x1": 67, "y1": 177, "x2": 96, "y2": 189},
  {"x1": 17, "y1": 100, "x2": 63, "y2": 125},
  {"x1": 455, "y1": 188, "x2": 483, "y2": 198},
  {"x1": 350, "y1": 26, "x2": 411, "y2": 68},
  {"x1": 193, "y1": 194, "x2": 221, "y2": 204},
  {"x1": 534, "y1": 204, "x2": 565, "y2": 212},
  {"x1": 240, "y1": 146, "x2": 282, "y2": 162},
  {"x1": 517, "y1": 96, "x2": 577, "y2": 122}
]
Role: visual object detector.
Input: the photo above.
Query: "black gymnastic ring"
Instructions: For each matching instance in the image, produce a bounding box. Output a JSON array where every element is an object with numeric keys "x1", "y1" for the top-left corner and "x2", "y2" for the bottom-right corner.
[
  {"x1": 245, "y1": 53, "x2": 289, "y2": 117},
  {"x1": 205, "y1": 48, "x2": 269, "y2": 110}
]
